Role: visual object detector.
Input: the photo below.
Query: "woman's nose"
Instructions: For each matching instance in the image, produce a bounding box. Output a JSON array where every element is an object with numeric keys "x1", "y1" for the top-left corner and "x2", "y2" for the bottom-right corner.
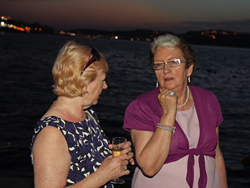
[
  {"x1": 103, "y1": 81, "x2": 108, "y2": 89},
  {"x1": 163, "y1": 63, "x2": 171, "y2": 74}
]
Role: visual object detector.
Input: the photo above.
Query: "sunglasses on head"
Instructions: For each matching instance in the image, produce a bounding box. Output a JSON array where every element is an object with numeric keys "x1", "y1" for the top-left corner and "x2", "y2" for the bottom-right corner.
[{"x1": 81, "y1": 47, "x2": 101, "y2": 74}]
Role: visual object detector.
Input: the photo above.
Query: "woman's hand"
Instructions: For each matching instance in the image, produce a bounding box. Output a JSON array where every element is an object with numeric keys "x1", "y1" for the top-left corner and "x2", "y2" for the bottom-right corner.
[
  {"x1": 158, "y1": 88, "x2": 178, "y2": 115},
  {"x1": 97, "y1": 155, "x2": 129, "y2": 181},
  {"x1": 109, "y1": 141, "x2": 135, "y2": 165},
  {"x1": 97, "y1": 142, "x2": 134, "y2": 182}
]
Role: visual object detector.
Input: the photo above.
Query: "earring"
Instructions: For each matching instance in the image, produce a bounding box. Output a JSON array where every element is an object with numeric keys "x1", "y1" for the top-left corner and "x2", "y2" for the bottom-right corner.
[
  {"x1": 188, "y1": 76, "x2": 191, "y2": 83},
  {"x1": 156, "y1": 80, "x2": 159, "y2": 88}
]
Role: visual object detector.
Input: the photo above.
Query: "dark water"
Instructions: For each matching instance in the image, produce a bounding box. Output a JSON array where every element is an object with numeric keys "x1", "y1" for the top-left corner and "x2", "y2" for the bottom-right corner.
[{"x1": 0, "y1": 32, "x2": 250, "y2": 187}]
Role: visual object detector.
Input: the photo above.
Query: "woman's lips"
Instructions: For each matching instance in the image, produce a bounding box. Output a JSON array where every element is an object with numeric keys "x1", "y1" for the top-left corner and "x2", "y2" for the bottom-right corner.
[{"x1": 164, "y1": 77, "x2": 174, "y2": 82}]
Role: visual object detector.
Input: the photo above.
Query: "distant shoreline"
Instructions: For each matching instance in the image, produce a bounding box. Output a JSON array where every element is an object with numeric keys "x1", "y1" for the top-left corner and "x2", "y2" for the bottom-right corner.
[
  {"x1": 1, "y1": 15, "x2": 250, "y2": 49},
  {"x1": 2, "y1": 30, "x2": 250, "y2": 49}
]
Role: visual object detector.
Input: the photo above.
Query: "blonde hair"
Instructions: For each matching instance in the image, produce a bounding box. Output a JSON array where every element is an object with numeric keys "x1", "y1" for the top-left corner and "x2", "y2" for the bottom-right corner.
[{"x1": 52, "y1": 41, "x2": 108, "y2": 97}]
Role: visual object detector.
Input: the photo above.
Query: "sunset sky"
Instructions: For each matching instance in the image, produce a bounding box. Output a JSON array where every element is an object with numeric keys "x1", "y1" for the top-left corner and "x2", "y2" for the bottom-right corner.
[{"x1": 1, "y1": 0, "x2": 250, "y2": 34}]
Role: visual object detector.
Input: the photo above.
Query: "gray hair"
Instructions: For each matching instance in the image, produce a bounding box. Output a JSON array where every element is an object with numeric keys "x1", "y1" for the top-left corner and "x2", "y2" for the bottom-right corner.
[{"x1": 151, "y1": 34, "x2": 180, "y2": 53}]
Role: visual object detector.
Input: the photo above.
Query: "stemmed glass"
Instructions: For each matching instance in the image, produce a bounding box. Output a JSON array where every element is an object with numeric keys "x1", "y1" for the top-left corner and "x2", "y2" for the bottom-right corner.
[{"x1": 110, "y1": 137, "x2": 127, "y2": 184}]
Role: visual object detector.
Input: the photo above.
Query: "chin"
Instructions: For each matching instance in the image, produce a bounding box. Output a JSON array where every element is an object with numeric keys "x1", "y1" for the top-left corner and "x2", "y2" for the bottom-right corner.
[{"x1": 92, "y1": 100, "x2": 98, "y2": 106}]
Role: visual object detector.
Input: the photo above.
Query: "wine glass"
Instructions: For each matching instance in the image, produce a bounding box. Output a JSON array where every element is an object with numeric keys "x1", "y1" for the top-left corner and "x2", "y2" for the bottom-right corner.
[{"x1": 110, "y1": 137, "x2": 127, "y2": 184}]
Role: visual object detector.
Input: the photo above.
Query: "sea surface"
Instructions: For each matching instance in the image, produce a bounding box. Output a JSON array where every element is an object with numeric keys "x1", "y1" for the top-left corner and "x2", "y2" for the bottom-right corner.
[{"x1": 0, "y1": 32, "x2": 250, "y2": 188}]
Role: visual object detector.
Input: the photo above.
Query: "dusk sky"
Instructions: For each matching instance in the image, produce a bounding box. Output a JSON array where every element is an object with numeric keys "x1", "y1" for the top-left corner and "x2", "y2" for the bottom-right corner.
[{"x1": 1, "y1": 0, "x2": 250, "y2": 34}]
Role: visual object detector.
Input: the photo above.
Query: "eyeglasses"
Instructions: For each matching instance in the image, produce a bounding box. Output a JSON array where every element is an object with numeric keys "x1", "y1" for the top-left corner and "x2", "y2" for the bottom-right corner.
[
  {"x1": 153, "y1": 59, "x2": 186, "y2": 70},
  {"x1": 81, "y1": 47, "x2": 101, "y2": 74}
]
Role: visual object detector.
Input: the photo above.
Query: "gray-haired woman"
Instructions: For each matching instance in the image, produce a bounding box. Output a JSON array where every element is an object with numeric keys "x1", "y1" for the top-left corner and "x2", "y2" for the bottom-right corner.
[{"x1": 123, "y1": 34, "x2": 227, "y2": 188}]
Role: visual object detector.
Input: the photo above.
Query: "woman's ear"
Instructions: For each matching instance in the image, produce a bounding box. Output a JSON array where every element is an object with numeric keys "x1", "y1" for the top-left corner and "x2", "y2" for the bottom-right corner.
[
  {"x1": 83, "y1": 87, "x2": 87, "y2": 94},
  {"x1": 187, "y1": 64, "x2": 194, "y2": 76}
]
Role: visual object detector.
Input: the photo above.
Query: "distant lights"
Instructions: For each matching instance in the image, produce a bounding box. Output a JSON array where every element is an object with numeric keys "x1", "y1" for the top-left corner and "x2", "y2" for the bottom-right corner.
[
  {"x1": 115, "y1": 36, "x2": 118, "y2": 39},
  {"x1": 8, "y1": 24, "x2": 14, "y2": 28},
  {"x1": 1, "y1": 16, "x2": 11, "y2": 20},
  {"x1": 0, "y1": 15, "x2": 43, "y2": 33},
  {"x1": 1, "y1": 21, "x2": 6, "y2": 27}
]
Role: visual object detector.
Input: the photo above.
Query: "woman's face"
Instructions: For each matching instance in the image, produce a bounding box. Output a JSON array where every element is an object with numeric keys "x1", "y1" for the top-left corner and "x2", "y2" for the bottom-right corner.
[
  {"x1": 154, "y1": 47, "x2": 193, "y2": 91},
  {"x1": 84, "y1": 70, "x2": 108, "y2": 107}
]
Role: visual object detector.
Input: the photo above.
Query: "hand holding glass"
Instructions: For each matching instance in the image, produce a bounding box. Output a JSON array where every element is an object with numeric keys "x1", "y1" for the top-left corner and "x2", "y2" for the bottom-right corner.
[{"x1": 110, "y1": 137, "x2": 127, "y2": 184}]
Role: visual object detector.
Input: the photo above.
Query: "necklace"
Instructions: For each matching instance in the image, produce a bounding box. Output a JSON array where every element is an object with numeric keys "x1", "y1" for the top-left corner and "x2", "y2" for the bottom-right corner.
[{"x1": 177, "y1": 86, "x2": 189, "y2": 108}]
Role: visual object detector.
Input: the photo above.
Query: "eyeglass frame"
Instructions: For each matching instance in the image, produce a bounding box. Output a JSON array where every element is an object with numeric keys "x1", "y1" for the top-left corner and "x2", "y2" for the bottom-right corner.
[
  {"x1": 81, "y1": 46, "x2": 101, "y2": 75},
  {"x1": 153, "y1": 59, "x2": 186, "y2": 70}
]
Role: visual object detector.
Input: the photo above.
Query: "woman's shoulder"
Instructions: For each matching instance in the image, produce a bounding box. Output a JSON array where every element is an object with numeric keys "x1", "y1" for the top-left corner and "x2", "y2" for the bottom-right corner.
[
  {"x1": 190, "y1": 85, "x2": 215, "y2": 97},
  {"x1": 132, "y1": 88, "x2": 159, "y2": 103},
  {"x1": 34, "y1": 116, "x2": 67, "y2": 136},
  {"x1": 190, "y1": 85, "x2": 220, "y2": 106},
  {"x1": 39, "y1": 115, "x2": 64, "y2": 125},
  {"x1": 31, "y1": 116, "x2": 66, "y2": 150},
  {"x1": 127, "y1": 88, "x2": 160, "y2": 111}
]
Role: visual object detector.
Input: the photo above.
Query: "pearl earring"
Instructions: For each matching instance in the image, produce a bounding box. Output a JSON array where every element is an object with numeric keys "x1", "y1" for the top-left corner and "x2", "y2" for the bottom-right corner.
[
  {"x1": 188, "y1": 76, "x2": 191, "y2": 83},
  {"x1": 156, "y1": 81, "x2": 159, "y2": 88}
]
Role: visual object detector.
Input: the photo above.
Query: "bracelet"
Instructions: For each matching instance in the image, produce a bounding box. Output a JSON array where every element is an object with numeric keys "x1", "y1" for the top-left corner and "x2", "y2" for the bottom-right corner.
[
  {"x1": 157, "y1": 123, "x2": 176, "y2": 135},
  {"x1": 157, "y1": 123, "x2": 174, "y2": 129}
]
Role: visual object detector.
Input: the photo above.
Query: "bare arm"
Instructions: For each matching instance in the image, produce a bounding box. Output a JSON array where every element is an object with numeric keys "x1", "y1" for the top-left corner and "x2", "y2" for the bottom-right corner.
[
  {"x1": 131, "y1": 128, "x2": 173, "y2": 177},
  {"x1": 131, "y1": 89, "x2": 177, "y2": 177},
  {"x1": 215, "y1": 127, "x2": 228, "y2": 188},
  {"x1": 32, "y1": 126, "x2": 132, "y2": 188}
]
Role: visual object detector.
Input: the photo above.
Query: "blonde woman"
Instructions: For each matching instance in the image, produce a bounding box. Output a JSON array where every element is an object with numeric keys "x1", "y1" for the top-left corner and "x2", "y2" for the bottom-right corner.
[{"x1": 31, "y1": 41, "x2": 134, "y2": 188}]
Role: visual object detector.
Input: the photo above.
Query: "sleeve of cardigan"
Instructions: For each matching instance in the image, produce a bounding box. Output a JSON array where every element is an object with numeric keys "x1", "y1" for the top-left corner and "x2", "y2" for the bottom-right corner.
[
  {"x1": 123, "y1": 99, "x2": 155, "y2": 132},
  {"x1": 210, "y1": 91, "x2": 224, "y2": 127}
]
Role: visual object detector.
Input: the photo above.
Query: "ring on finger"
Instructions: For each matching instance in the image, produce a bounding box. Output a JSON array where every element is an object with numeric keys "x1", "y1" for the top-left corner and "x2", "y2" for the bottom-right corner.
[
  {"x1": 169, "y1": 91, "x2": 175, "y2": 96},
  {"x1": 124, "y1": 166, "x2": 127, "y2": 170}
]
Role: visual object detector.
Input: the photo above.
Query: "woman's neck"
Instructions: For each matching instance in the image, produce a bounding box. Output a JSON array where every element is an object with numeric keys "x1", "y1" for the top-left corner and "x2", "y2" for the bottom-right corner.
[
  {"x1": 52, "y1": 97, "x2": 86, "y2": 122},
  {"x1": 177, "y1": 86, "x2": 193, "y2": 111}
]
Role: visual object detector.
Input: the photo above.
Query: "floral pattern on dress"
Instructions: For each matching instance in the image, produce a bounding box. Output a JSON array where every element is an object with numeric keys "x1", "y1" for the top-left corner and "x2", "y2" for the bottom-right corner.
[{"x1": 30, "y1": 108, "x2": 114, "y2": 188}]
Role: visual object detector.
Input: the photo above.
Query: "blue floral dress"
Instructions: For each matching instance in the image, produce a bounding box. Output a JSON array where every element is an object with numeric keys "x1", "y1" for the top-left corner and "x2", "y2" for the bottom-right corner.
[{"x1": 30, "y1": 108, "x2": 113, "y2": 188}]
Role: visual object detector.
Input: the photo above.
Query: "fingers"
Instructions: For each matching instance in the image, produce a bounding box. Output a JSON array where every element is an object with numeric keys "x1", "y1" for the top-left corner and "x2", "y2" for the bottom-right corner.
[
  {"x1": 158, "y1": 89, "x2": 169, "y2": 100},
  {"x1": 169, "y1": 91, "x2": 175, "y2": 96},
  {"x1": 159, "y1": 86, "x2": 167, "y2": 93},
  {"x1": 158, "y1": 88, "x2": 178, "y2": 103},
  {"x1": 103, "y1": 142, "x2": 135, "y2": 180},
  {"x1": 100, "y1": 155, "x2": 129, "y2": 181},
  {"x1": 128, "y1": 152, "x2": 135, "y2": 165},
  {"x1": 159, "y1": 87, "x2": 167, "y2": 93},
  {"x1": 117, "y1": 151, "x2": 135, "y2": 167},
  {"x1": 158, "y1": 89, "x2": 178, "y2": 115},
  {"x1": 121, "y1": 146, "x2": 131, "y2": 155},
  {"x1": 120, "y1": 162, "x2": 130, "y2": 175},
  {"x1": 112, "y1": 156, "x2": 130, "y2": 176},
  {"x1": 121, "y1": 142, "x2": 134, "y2": 163},
  {"x1": 121, "y1": 166, "x2": 130, "y2": 176},
  {"x1": 108, "y1": 144, "x2": 113, "y2": 150},
  {"x1": 110, "y1": 140, "x2": 135, "y2": 166},
  {"x1": 159, "y1": 89, "x2": 176, "y2": 97},
  {"x1": 123, "y1": 141, "x2": 132, "y2": 149},
  {"x1": 106, "y1": 155, "x2": 113, "y2": 160}
]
